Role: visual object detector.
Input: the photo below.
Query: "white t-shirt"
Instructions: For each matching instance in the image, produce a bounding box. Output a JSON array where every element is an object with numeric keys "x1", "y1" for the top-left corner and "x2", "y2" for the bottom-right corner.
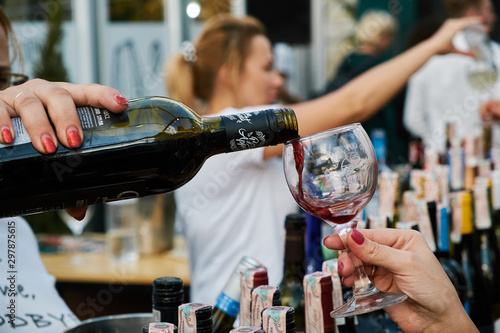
[
  {"x1": 175, "y1": 105, "x2": 298, "y2": 305},
  {"x1": 404, "y1": 37, "x2": 500, "y2": 153},
  {"x1": 0, "y1": 217, "x2": 80, "y2": 332}
]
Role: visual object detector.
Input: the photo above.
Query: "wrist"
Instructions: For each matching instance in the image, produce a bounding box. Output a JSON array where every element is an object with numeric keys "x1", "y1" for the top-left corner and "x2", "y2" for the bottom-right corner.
[{"x1": 424, "y1": 304, "x2": 478, "y2": 333}]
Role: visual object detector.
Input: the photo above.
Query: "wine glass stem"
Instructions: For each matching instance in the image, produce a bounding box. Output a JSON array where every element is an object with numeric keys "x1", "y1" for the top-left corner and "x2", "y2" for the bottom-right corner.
[{"x1": 334, "y1": 221, "x2": 376, "y2": 297}]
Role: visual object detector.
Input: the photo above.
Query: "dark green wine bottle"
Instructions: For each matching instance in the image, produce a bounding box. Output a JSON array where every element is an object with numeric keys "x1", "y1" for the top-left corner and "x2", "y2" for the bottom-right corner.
[
  {"x1": 0, "y1": 96, "x2": 298, "y2": 217},
  {"x1": 279, "y1": 213, "x2": 306, "y2": 332}
]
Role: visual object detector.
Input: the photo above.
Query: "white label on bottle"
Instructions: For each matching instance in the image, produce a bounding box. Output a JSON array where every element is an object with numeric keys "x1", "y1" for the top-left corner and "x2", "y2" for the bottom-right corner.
[
  {"x1": 449, "y1": 148, "x2": 464, "y2": 191},
  {"x1": 449, "y1": 192, "x2": 463, "y2": 244},
  {"x1": 473, "y1": 183, "x2": 492, "y2": 229},
  {"x1": 0, "y1": 117, "x2": 31, "y2": 147},
  {"x1": 492, "y1": 170, "x2": 500, "y2": 210}
]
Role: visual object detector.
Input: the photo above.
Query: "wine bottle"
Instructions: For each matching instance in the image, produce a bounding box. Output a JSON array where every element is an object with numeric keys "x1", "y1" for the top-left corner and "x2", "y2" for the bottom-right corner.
[
  {"x1": 250, "y1": 285, "x2": 281, "y2": 327},
  {"x1": 303, "y1": 272, "x2": 335, "y2": 333},
  {"x1": 279, "y1": 213, "x2": 306, "y2": 332},
  {"x1": 304, "y1": 213, "x2": 323, "y2": 274},
  {"x1": 239, "y1": 267, "x2": 268, "y2": 326},
  {"x1": 178, "y1": 303, "x2": 212, "y2": 333},
  {"x1": 0, "y1": 96, "x2": 298, "y2": 217},
  {"x1": 322, "y1": 259, "x2": 356, "y2": 333},
  {"x1": 472, "y1": 179, "x2": 500, "y2": 324},
  {"x1": 152, "y1": 277, "x2": 184, "y2": 326},
  {"x1": 261, "y1": 306, "x2": 296, "y2": 333},
  {"x1": 212, "y1": 256, "x2": 265, "y2": 333},
  {"x1": 142, "y1": 323, "x2": 177, "y2": 333}
]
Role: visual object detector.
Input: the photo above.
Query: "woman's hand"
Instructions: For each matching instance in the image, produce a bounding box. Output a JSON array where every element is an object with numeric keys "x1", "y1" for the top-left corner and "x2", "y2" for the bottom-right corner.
[
  {"x1": 426, "y1": 16, "x2": 482, "y2": 56},
  {"x1": 0, "y1": 79, "x2": 128, "y2": 153},
  {"x1": 0, "y1": 79, "x2": 129, "y2": 220},
  {"x1": 323, "y1": 228, "x2": 478, "y2": 333},
  {"x1": 481, "y1": 100, "x2": 500, "y2": 121}
]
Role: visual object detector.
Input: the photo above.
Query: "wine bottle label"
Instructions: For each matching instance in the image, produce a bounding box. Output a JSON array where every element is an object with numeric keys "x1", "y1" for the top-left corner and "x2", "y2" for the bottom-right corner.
[
  {"x1": 215, "y1": 292, "x2": 240, "y2": 318},
  {"x1": 378, "y1": 171, "x2": 398, "y2": 222},
  {"x1": 0, "y1": 107, "x2": 128, "y2": 148},
  {"x1": 251, "y1": 286, "x2": 279, "y2": 327},
  {"x1": 304, "y1": 272, "x2": 335, "y2": 333},
  {"x1": 491, "y1": 170, "x2": 500, "y2": 210},
  {"x1": 448, "y1": 147, "x2": 465, "y2": 191},
  {"x1": 473, "y1": 182, "x2": 492, "y2": 229},
  {"x1": 178, "y1": 303, "x2": 209, "y2": 333},
  {"x1": 240, "y1": 267, "x2": 268, "y2": 326},
  {"x1": 148, "y1": 322, "x2": 176, "y2": 333},
  {"x1": 221, "y1": 112, "x2": 275, "y2": 151},
  {"x1": 152, "y1": 308, "x2": 161, "y2": 322},
  {"x1": 437, "y1": 205, "x2": 450, "y2": 252},
  {"x1": 321, "y1": 260, "x2": 345, "y2": 326},
  {"x1": 262, "y1": 306, "x2": 291, "y2": 333},
  {"x1": 449, "y1": 192, "x2": 464, "y2": 244}
]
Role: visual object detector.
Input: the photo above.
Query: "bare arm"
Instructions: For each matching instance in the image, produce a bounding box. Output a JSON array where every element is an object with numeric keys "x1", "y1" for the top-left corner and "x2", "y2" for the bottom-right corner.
[{"x1": 262, "y1": 17, "x2": 480, "y2": 159}]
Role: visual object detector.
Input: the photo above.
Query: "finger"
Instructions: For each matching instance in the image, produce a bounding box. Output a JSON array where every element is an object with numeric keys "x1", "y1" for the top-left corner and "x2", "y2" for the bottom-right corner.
[
  {"x1": 0, "y1": 99, "x2": 16, "y2": 144},
  {"x1": 346, "y1": 229, "x2": 430, "y2": 273},
  {"x1": 323, "y1": 233, "x2": 345, "y2": 251},
  {"x1": 2, "y1": 88, "x2": 58, "y2": 153},
  {"x1": 55, "y1": 82, "x2": 129, "y2": 112}
]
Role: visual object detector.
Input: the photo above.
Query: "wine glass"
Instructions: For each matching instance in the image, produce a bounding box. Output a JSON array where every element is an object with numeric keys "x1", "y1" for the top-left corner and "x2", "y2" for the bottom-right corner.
[
  {"x1": 282, "y1": 123, "x2": 408, "y2": 317},
  {"x1": 58, "y1": 206, "x2": 95, "y2": 265}
]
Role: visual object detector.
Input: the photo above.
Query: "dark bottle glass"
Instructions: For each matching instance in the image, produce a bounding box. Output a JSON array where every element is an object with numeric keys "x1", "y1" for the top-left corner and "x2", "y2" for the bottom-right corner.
[
  {"x1": 261, "y1": 306, "x2": 296, "y2": 333},
  {"x1": 303, "y1": 272, "x2": 335, "y2": 333},
  {"x1": 0, "y1": 96, "x2": 298, "y2": 217},
  {"x1": 279, "y1": 213, "x2": 306, "y2": 332},
  {"x1": 152, "y1": 277, "x2": 184, "y2": 326},
  {"x1": 250, "y1": 285, "x2": 281, "y2": 327},
  {"x1": 142, "y1": 322, "x2": 177, "y2": 333},
  {"x1": 212, "y1": 256, "x2": 264, "y2": 333},
  {"x1": 178, "y1": 303, "x2": 212, "y2": 333},
  {"x1": 472, "y1": 179, "x2": 500, "y2": 324},
  {"x1": 239, "y1": 267, "x2": 269, "y2": 327}
]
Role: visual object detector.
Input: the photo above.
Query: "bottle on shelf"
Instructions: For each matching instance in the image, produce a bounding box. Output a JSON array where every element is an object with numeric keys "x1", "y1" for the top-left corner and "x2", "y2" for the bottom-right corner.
[
  {"x1": 322, "y1": 259, "x2": 356, "y2": 333},
  {"x1": 472, "y1": 179, "x2": 500, "y2": 324},
  {"x1": 0, "y1": 96, "x2": 298, "y2": 217},
  {"x1": 178, "y1": 303, "x2": 213, "y2": 333},
  {"x1": 142, "y1": 322, "x2": 177, "y2": 333},
  {"x1": 279, "y1": 213, "x2": 306, "y2": 332},
  {"x1": 304, "y1": 213, "x2": 323, "y2": 274},
  {"x1": 152, "y1": 277, "x2": 184, "y2": 326},
  {"x1": 239, "y1": 267, "x2": 269, "y2": 326},
  {"x1": 212, "y1": 256, "x2": 265, "y2": 333},
  {"x1": 261, "y1": 306, "x2": 296, "y2": 333},
  {"x1": 303, "y1": 272, "x2": 335, "y2": 333},
  {"x1": 250, "y1": 285, "x2": 282, "y2": 327}
]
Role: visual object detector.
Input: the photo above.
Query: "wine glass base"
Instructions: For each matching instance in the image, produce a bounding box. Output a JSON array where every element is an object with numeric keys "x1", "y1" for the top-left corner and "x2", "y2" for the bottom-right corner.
[{"x1": 330, "y1": 290, "x2": 408, "y2": 318}]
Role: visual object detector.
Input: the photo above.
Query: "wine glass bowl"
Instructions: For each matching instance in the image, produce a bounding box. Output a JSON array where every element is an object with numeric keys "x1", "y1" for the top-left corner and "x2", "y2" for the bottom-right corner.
[
  {"x1": 283, "y1": 123, "x2": 378, "y2": 228},
  {"x1": 283, "y1": 123, "x2": 408, "y2": 317}
]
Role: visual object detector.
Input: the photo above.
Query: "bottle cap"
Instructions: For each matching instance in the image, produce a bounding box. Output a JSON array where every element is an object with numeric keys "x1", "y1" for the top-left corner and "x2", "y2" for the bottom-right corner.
[
  {"x1": 142, "y1": 323, "x2": 177, "y2": 333},
  {"x1": 178, "y1": 303, "x2": 212, "y2": 332},
  {"x1": 152, "y1": 277, "x2": 184, "y2": 307},
  {"x1": 229, "y1": 327, "x2": 265, "y2": 333}
]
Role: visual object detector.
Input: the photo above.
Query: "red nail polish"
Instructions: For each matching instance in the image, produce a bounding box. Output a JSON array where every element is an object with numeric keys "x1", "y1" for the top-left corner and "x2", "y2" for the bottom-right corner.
[
  {"x1": 338, "y1": 262, "x2": 344, "y2": 275},
  {"x1": 351, "y1": 228, "x2": 365, "y2": 245},
  {"x1": 2, "y1": 128, "x2": 12, "y2": 144},
  {"x1": 42, "y1": 135, "x2": 56, "y2": 154},
  {"x1": 114, "y1": 94, "x2": 129, "y2": 105},
  {"x1": 67, "y1": 128, "x2": 81, "y2": 148}
]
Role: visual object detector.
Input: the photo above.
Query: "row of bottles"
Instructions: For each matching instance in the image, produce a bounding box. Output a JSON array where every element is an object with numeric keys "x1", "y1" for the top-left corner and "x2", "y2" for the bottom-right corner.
[{"x1": 368, "y1": 126, "x2": 500, "y2": 331}]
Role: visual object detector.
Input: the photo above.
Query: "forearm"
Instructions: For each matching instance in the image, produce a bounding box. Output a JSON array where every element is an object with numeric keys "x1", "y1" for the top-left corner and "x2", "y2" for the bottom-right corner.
[
  {"x1": 423, "y1": 304, "x2": 478, "y2": 333},
  {"x1": 291, "y1": 38, "x2": 441, "y2": 137}
]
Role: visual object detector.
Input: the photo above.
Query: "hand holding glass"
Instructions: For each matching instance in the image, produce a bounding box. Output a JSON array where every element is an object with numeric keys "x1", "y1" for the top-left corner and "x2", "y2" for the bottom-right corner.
[{"x1": 282, "y1": 123, "x2": 407, "y2": 317}]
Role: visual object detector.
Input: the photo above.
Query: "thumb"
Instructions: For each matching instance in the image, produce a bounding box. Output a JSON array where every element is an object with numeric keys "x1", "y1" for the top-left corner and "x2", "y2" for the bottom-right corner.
[{"x1": 346, "y1": 228, "x2": 413, "y2": 273}]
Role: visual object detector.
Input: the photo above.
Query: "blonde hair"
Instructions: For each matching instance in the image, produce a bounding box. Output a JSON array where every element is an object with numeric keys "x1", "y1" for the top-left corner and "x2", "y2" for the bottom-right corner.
[
  {"x1": 165, "y1": 14, "x2": 266, "y2": 111},
  {"x1": 355, "y1": 10, "x2": 397, "y2": 47},
  {"x1": 0, "y1": 7, "x2": 23, "y2": 70}
]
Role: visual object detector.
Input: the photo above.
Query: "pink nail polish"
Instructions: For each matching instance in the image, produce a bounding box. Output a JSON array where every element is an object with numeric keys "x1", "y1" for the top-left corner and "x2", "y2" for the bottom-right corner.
[
  {"x1": 2, "y1": 128, "x2": 12, "y2": 144},
  {"x1": 351, "y1": 228, "x2": 365, "y2": 245},
  {"x1": 67, "y1": 128, "x2": 82, "y2": 148},
  {"x1": 114, "y1": 94, "x2": 129, "y2": 105},
  {"x1": 338, "y1": 262, "x2": 344, "y2": 275},
  {"x1": 42, "y1": 135, "x2": 56, "y2": 154}
]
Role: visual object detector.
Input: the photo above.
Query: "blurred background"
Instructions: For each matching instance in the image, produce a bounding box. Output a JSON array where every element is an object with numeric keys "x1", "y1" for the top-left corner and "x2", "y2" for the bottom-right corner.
[{"x1": 4, "y1": 0, "x2": 500, "y2": 104}]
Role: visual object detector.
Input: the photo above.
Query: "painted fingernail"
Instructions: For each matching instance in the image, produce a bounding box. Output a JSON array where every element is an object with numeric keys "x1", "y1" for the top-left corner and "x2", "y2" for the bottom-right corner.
[
  {"x1": 2, "y1": 127, "x2": 12, "y2": 143},
  {"x1": 322, "y1": 235, "x2": 331, "y2": 247},
  {"x1": 114, "y1": 94, "x2": 129, "y2": 105},
  {"x1": 67, "y1": 127, "x2": 81, "y2": 148},
  {"x1": 42, "y1": 134, "x2": 56, "y2": 154},
  {"x1": 338, "y1": 262, "x2": 344, "y2": 275},
  {"x1": 351, "y1": 228, "x2": 365, "y2": 245}
]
